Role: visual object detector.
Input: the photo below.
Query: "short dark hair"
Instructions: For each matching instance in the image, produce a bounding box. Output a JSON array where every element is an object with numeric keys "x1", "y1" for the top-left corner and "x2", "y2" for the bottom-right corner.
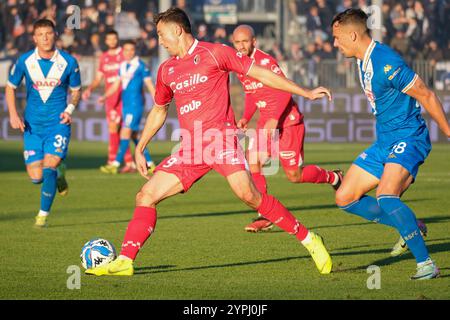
[
  {"x1": 33, "y1": 19, "x2": 56, "y2": 34},
  {"x1": 123, "y1": 40, "x2": 136, "y2": 47},
  {"x1": 154, "y1": 7, "x2": 192, "y2": 34},
  {"x1": 105, "y1": 29, "x2": 119, "y2": 38},
  {"x1": 331, "y1": 8, "x2": 369, "y2": 35}
]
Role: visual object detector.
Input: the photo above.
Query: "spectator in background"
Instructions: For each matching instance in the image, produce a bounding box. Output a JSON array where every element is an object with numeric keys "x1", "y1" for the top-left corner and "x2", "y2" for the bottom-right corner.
[
  {"x1": 197, "y1": 24, "x2": 211, "y2": 42},
  {"x1": 425, "y1": 40, "x2": 444, "y2": 68},
  {"x1": 317, "y1": 0, "x2": 334, "y2": 36},
  {"x1": 213, "y1": 26, "x2": 228, "y2": 45},
  {"x1": 390, "y1": 30, "x2": 410, "y2": 58}
]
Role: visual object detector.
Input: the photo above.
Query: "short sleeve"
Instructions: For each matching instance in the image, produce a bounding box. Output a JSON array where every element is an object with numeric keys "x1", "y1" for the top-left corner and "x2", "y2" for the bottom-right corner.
[
  {"x1": 212, "y1": 44, "x2": 254, "y2": 75},
  {"x1": 7, "y1": 57, "x2": 25, "y2": 88},
  {"x1": 142, "y1": 63, "x2": 151, "y2": 79},
  {"x1": 97, "y1": 56, "x2": 104, "y2": 75},
  {"x1": 154, "y1": 63, "x2": 173, "y2": 106},
  {"x1": 384, "y1": 57, "x2": 417, "y2": 93},
  {"x1": 68, "y1": 58, "x2": 81, "y2": 90}
]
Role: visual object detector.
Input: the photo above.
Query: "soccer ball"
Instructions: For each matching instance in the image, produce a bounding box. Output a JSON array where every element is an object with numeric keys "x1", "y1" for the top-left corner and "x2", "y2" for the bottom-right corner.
[{"x1": 80, "y1": 238, "x2": 116, "y2": 269}]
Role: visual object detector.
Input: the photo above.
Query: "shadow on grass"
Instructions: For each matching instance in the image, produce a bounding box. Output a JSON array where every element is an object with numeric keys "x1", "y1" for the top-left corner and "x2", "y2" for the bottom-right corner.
[
  {"x1": 133, "y1": 239, "x2": 450, "y2": 276},
  {"x1": 134, "y1": 255, "x2": 308, "y2": 275},
  {"x1": 332, "y1": 240, "x2": 450, "y2": 273}
]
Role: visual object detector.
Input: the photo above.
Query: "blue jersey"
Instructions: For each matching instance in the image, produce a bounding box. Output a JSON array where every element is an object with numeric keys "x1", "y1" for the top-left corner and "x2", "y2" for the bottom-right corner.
[
  {"x1": 8, "y1": 48, "x2": 81, "y2": 126},
  {"x1": 119, "y1": 57, "x2": 151, "y2": 111},
  {"x1": 357, "y1": 40, "x2": 427, "y2": 147}
]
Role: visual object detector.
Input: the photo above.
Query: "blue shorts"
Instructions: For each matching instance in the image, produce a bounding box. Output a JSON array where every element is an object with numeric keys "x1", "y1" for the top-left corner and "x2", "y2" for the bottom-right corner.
[
  {"x1": 353, "y1": 135, "x2": 431, "y2": 180},
  {"x1": 23, "y1": 122, "x2": 71, "y2": 165},
  {"x1": 122, "y1": 109, "x2": 143, "y2": 131}
]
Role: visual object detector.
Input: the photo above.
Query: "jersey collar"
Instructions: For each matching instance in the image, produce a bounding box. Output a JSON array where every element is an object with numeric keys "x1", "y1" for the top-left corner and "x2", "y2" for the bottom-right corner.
[
  {"x1": 177, "y1": 39, "x2": 198, "y2": 60},
  {"x1": 34, "y1": 48, "x2": 59, "y2": 62},
  {"x1": 362, "y1": 39, "x2": 376, "y2": 72}
]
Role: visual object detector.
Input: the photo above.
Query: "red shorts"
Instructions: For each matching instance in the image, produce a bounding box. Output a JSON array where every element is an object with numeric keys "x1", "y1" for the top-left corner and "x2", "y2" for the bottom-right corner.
[
  {"x1": 155, "y1": 132, "x2": 247, "y2": 192},
  {"x1": 105, "y1": 100, "x2": 123, "y2": 125},
  {"x1": 248, "y1": 122, "x2": 305, "y2": 170}
]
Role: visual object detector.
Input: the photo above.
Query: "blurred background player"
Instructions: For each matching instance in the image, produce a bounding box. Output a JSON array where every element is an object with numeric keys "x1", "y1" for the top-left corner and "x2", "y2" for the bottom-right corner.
[
  {"x1": 232, "y1": 25, "x2": 343, "y2": 233},
  {"x1": 6, "y1": 19, "x2": 81, "y2": 228},
  {"x1": 85, "y1": 7, "x2": 334, "y2": 277},
  {"x1": 82, "y1": 30, "x2": 135, "y2": 173},
  {"x1": 99, "y1": 40, "x2": 156, "y2": 174},
  {"x1": 332, "y1": 9, "x2": 450, "y2": 280}
]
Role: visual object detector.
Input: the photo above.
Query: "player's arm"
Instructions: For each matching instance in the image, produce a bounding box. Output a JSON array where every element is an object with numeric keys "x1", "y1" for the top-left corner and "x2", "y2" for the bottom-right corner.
[
  {"x1": 237, "y1": 95, "x2": 257, "y2": 131},
  {"x1": 61, "y1": 59, "x2": 82, "y2": 124},
  {"x1": 5, "y1": 85, "x2": 25, "y2": 132},
  {"x1": 99, "y1": 78, "x2": 120, "y2": 103},
  {"x1": 247, "y1": 65, "x2": 331, "y2": 101},
  {"x1": 144, "y1": 77, "x2": 156, "y2": 99},
  {"x1": 405, "y1": 77, "x2": 450, "y2": 138},
  {"x1": 82, "y1": 71, "x2": 104, "y2": 100},
  {"x1": 60, "y1": 88, "x2": 81, "y2": 124},
  {"x1": 6, "y1": 58, "x2": 26, "y2": 132},
  {"x1": 135, "y1": 103, "x2": 169, "y2": 179}
]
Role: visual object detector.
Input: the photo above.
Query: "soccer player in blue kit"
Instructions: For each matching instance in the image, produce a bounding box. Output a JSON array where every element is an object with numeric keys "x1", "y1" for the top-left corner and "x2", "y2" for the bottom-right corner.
[
  {"x1": 100, "y1": 40, "x2": 156, "y2": 174},
  {"x1": 6, "y1": 19, "x2": 81, "y2": 228},
  {"x1": 332, "y1": 9, "x2": 450, "y2": 280}
]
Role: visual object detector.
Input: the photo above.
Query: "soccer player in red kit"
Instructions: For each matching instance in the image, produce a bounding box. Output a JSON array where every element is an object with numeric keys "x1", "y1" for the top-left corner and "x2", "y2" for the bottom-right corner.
[
  {"x1": 86, "y1": 8, "x2": 333, "y2": 276},
  {"x1": 82, "y1": 30, "x2": 134, "y2": 172},
  {"x1": 233, "y1": 25, "x2": 344, "y2": 233}
]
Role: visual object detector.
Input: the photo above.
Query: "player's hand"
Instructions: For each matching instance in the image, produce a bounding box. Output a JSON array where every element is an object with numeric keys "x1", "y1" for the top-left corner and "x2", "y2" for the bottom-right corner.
[
  {"x1": 9, "y1": 113, "x2": 25, "y2": 132},
  {"x1": 60, "y1": 112, "x2": 72, "y2": 124},
  {"x1": 82, "y1": 88, "x2": 91, "y2": 101},
  {"x1": 97, "y1": 95, "x2": 106, "y2": 104},
  {"x1": 135, "y1": 149, "x2": 150, "y2": 180},
  {"x1": 263, "y1": 118, "x2": 278, "y2": 139},
  {"x1": 308, "y1": 86, "x2": 332, "y2": 101},
  {"x1": 237, "y1": 118, "x2": 249, "y2": 132}
]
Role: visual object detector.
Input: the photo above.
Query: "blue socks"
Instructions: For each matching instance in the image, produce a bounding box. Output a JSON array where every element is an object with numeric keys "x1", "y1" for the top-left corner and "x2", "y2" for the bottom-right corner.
[
  {"x1": 377, "y1": 195, "x2": 429, "y2": 263},
  {"x1": 339, "y1": 195, "x2": 396, "y2": 228},
  {"x1": 41, "y1": 167, "x2": 57, "y2": 212},
  {"x1": 115, "y1": 139, "x2": 131, "y2": 164}
]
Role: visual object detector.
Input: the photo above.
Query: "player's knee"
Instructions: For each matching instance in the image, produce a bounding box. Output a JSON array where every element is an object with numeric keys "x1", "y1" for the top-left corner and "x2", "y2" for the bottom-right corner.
[
  {"x1": 135, "y1": 190, "x2": 158, "y2": 207},
  {"x1": 335, "y1": 188, "x2": 354, "y2": 207},
  {"x1": 30, "y1": 177, "x2": 43, "y2": 184},
  {"x1": 285, "y1": 170, "x2": 301, "y2": 183}
]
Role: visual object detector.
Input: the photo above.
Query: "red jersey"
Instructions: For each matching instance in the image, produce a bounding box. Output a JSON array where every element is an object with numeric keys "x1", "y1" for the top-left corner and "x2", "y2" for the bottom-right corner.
[
  {"x1": 98, "y1": 47, "x2": 123, "y2": 107},
  {"x1": 155, "y1": 40, "x2": 254, "y2": 140},
  {"x1": 237, "y1": 48, "x2": 303, "y2": 129}
]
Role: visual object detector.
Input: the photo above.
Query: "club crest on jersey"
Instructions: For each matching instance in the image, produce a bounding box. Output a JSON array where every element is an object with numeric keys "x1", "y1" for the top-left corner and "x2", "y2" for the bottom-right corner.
[
  {"x1": 33, "y1": 78, "x2": 61, "y2": 90},
  {"x1": 194, "y1": 54, "x2": 200, "y2": 65},
  {"x1": 271, "y1": 65, "x2": 281, "y2": 74}
]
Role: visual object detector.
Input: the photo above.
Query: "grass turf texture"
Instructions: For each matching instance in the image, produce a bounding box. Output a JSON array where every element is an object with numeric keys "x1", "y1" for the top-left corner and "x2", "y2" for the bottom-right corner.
[{"x1": 0, "y1": 140, "x2": 449, "y2": 300}]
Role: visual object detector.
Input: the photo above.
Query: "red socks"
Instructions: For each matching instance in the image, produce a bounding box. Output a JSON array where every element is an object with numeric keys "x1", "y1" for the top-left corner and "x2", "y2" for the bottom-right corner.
[
  {"x1": 120, "y1": 206, "x2": 157, "y2": 260},
  {"x1": 108, "y1": 132, "x2": 120, "y2": 163},
  {"x1": 301, "y1": 165, "x2": 336, "y2": 184},
  {"x1": 251, "y1": 172, "x2": 267, "y2": 194},
  {"x1": 108, "y1": 132, "x2": 133, "y2": 164},
  {"x1": 257, "y1": 193, "x2": 309, "y2": 241}
]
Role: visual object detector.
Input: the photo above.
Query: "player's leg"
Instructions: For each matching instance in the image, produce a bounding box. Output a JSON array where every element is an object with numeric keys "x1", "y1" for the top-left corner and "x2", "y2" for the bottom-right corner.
[
  {"x1": 335, "y1": 144, "x2": 397, "y2": 228},
  {"x1": 100, "y1": 120, "x2": 132, "y2": 174},
  {"x1": 280, "y1": 123, "x2": 342, "y2": 189},
  {"x1": 376, "y1": 142, "x2": 438, "y2": 279},
  {"x1": 85, "y1": 170, "x2": 185, "y2": 276},
  {"x1": 244, "y1": 148, "x2": 273, "y2": 232},
  {"x1": 105, "y1": 107, "x2": 121, "y2": 165},
  {"x1": 226, "y1": 170, "x2": 332, "y2": 274}
]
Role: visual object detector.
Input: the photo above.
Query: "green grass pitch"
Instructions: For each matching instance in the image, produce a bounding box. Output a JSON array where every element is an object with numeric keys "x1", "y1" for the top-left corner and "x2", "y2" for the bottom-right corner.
[{"x1": 0, "y1": 140, "x2": 449, "y2": 299}]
